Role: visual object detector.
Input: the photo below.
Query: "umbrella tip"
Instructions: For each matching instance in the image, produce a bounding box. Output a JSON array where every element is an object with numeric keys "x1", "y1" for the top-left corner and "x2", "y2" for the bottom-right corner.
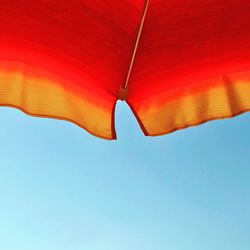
[{"x1": 118, "y1": 86, "x2": 128, "y2": 101}]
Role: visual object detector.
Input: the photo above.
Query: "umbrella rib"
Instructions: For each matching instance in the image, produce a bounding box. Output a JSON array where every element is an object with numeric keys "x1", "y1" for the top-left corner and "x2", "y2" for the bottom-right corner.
[{"x1": 122, "y1": 0, "x2": 150, "y2": 91}]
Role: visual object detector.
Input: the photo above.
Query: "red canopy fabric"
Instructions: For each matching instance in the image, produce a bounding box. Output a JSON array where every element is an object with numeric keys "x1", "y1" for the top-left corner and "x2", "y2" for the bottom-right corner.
[{"x1": 0, "y1": 0, "x2": 250, "y2": 139}]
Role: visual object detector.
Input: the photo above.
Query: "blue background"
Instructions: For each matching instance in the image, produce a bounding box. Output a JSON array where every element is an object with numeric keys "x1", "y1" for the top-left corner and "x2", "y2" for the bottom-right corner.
[{"x1": 0, "y1": 102, "x2": 249, "y2": 250}]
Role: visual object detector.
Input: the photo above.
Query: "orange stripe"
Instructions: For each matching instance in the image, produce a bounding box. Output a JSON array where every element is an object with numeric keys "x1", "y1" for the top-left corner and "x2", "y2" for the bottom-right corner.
[
  {"x1": 0, "y1": 64, "x2": 116, "y2": 139},
  {"x1": 0, "y1": 53, "x2": 115, "y2": 107},
  {"x1": 128, "y1": 72, "x2": 250, "y2": 136}
]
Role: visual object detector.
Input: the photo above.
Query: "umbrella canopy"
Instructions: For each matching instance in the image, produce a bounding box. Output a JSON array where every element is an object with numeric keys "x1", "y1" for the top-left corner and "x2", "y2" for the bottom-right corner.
[{"x1": 0, "y1": 0, "x2": 250, "y2": 139}]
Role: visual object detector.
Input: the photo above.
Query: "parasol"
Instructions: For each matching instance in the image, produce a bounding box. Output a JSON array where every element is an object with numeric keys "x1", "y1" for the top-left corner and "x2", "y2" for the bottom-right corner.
[{"x1": 0, "y1": 0, "x2": 250, "y2": 139}]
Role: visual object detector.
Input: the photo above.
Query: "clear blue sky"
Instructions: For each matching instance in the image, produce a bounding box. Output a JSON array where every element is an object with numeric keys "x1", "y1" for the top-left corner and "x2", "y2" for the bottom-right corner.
[{"x1": 0, "y1": 101, "x2": 249, "y2": 250}]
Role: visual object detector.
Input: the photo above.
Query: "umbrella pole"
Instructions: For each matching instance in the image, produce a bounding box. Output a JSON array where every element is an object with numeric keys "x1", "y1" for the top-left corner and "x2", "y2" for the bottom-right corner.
[{"x1": 119, "y1": 0, "x2": 150, "y2": 101}]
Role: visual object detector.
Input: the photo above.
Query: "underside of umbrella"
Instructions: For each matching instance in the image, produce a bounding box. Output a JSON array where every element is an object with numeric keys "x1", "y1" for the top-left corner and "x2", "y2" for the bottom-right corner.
[{"x1": 0, "y1": 0, "x2": 250, "y2": 139}]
